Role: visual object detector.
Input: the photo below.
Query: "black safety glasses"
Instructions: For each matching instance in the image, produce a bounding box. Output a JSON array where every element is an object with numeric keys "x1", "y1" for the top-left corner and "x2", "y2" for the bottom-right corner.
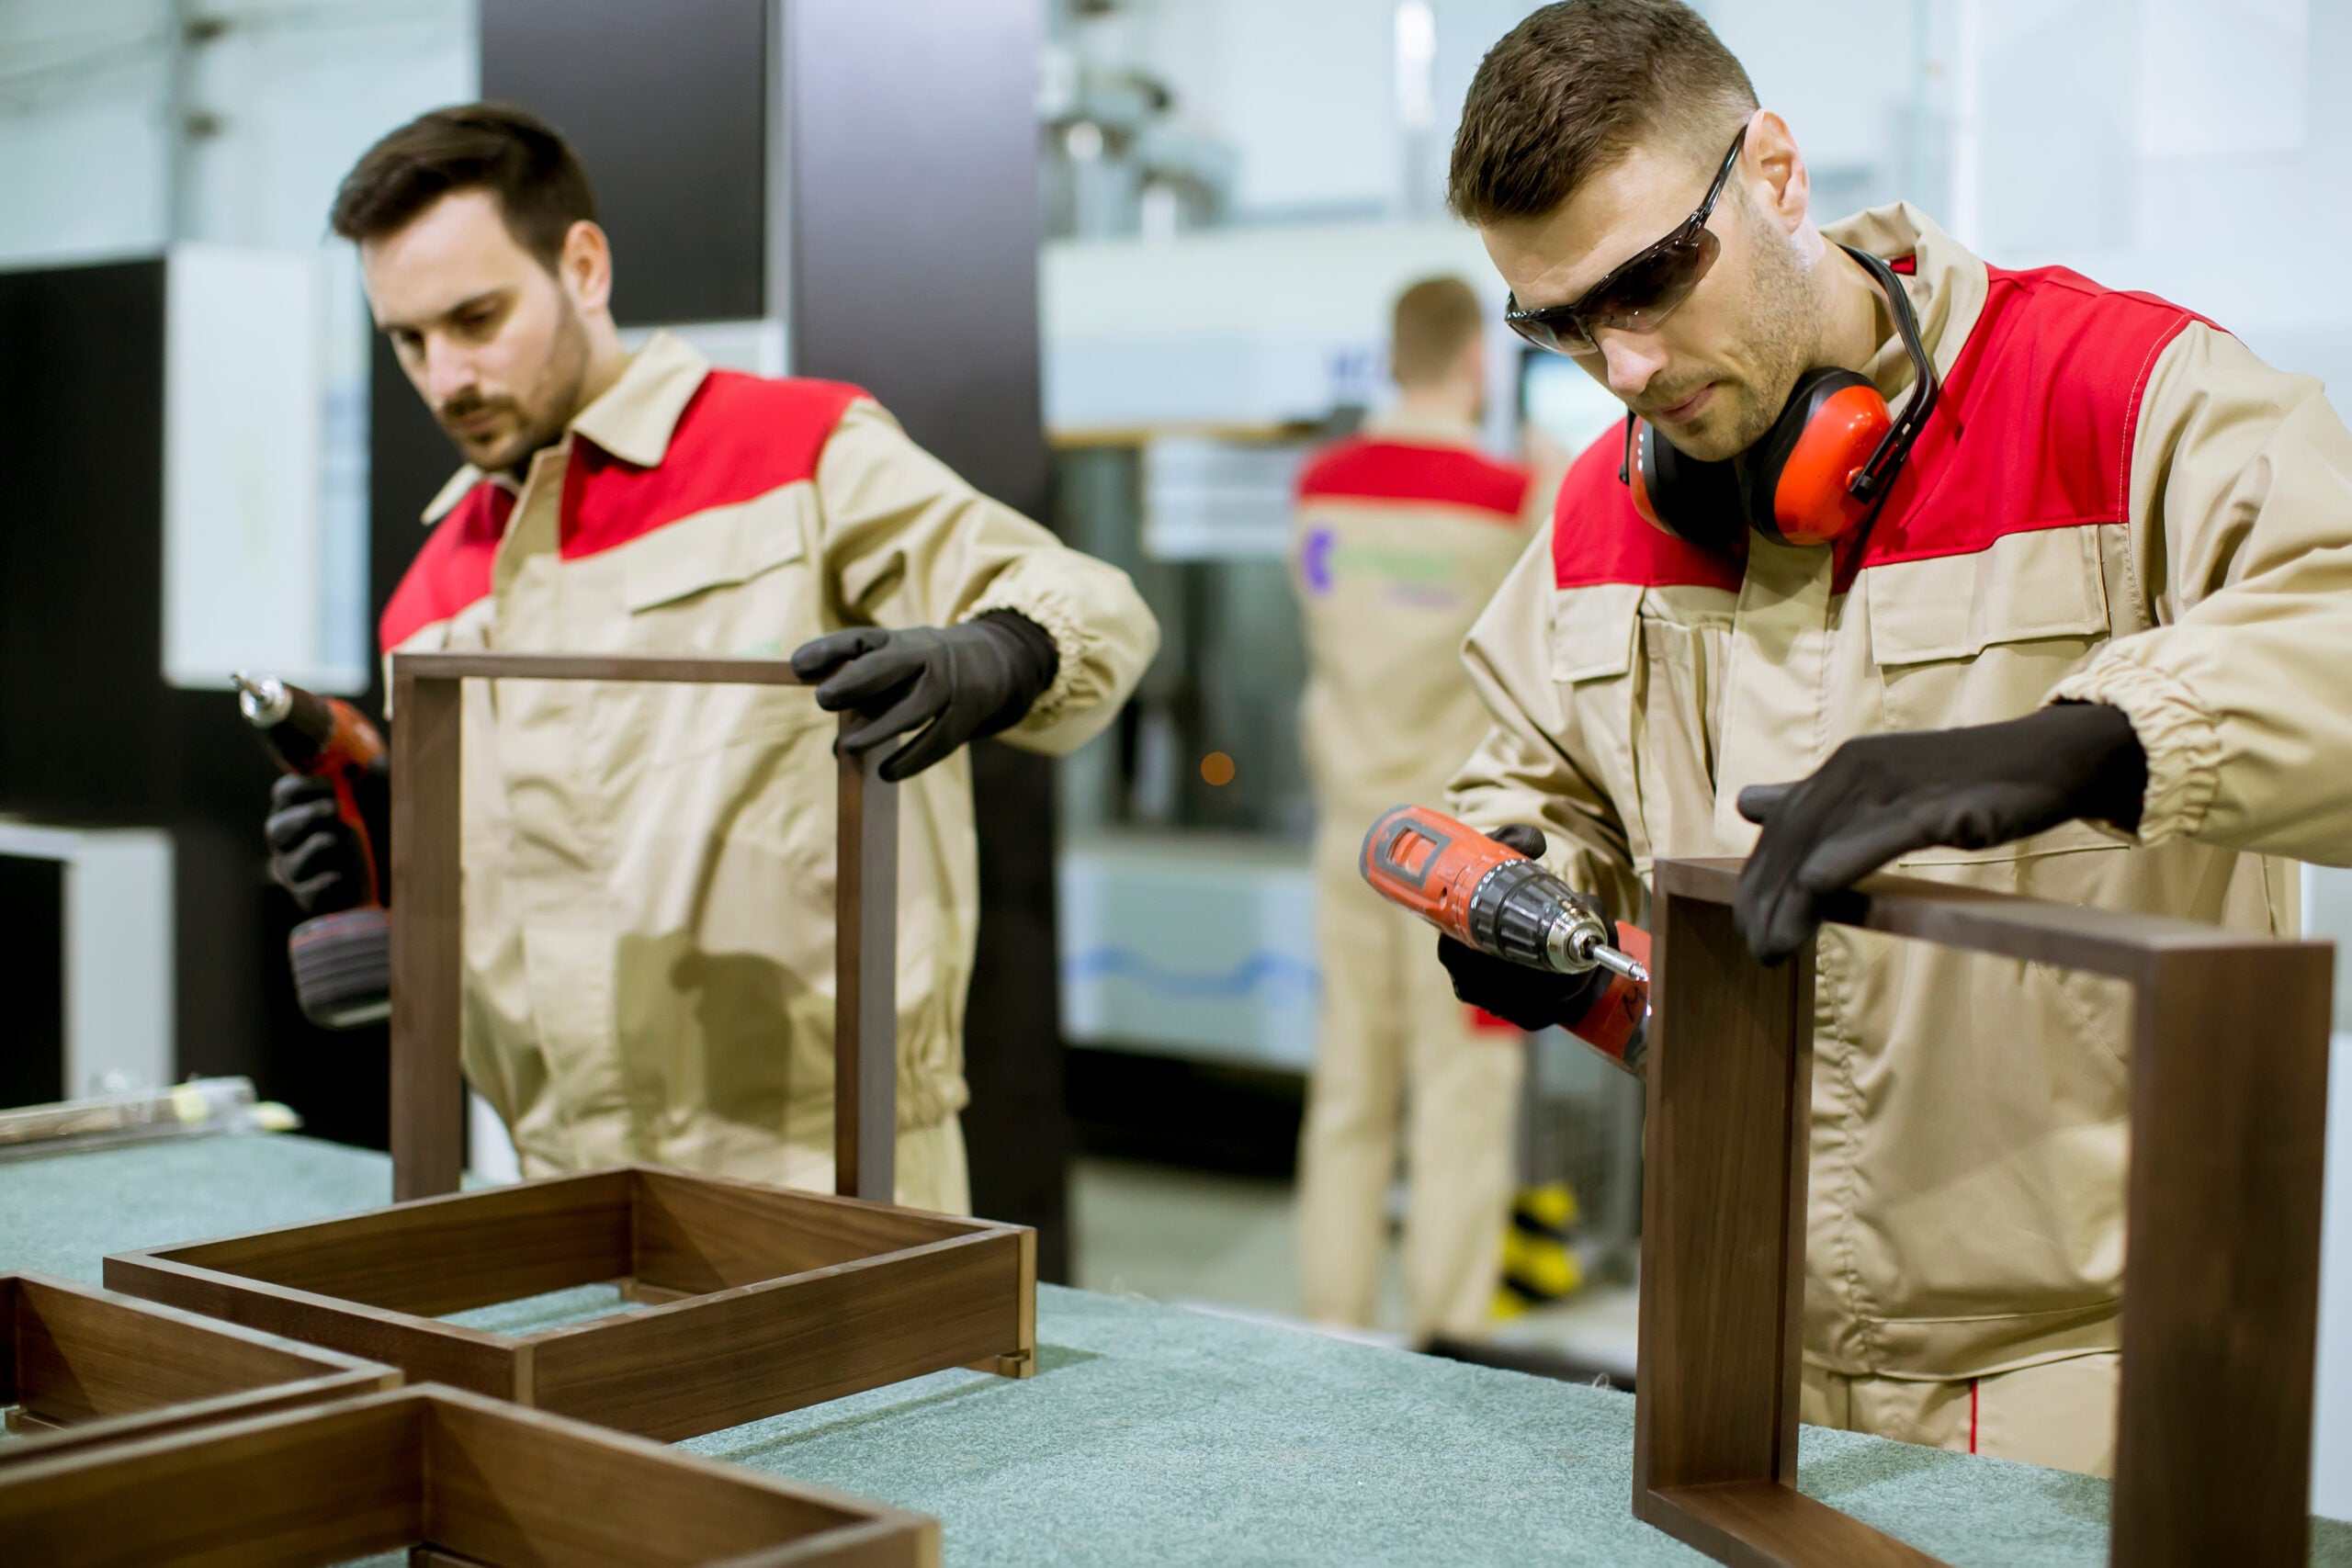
[{"x1": 1505, "y1": 124, "x2": 1747, "y2": 356}]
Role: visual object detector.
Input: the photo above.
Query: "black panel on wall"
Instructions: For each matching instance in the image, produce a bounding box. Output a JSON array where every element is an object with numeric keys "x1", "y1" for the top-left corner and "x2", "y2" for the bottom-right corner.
[
  {"x1": 0, "y1": 259, "x2": 302, "y2": 1112},
  {"x1": 785, "y1": 0, "x2": 1069, "y2": 1280},
  {"x1": 0, "y1": 856, "x2": 65, "y2": 1110},
  {"x1": 481, "y1": 0, "x2": 769, "y2": 324}
]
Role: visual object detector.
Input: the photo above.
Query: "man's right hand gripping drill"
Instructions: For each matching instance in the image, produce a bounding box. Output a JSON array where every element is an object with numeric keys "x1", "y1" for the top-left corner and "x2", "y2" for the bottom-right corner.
[
  {"x1": 264, "y1": 762, "x2": 390, "y2": 917},
  {"x1": 1432, "y1": 824, "x2": 1620, "y2": 1032}
]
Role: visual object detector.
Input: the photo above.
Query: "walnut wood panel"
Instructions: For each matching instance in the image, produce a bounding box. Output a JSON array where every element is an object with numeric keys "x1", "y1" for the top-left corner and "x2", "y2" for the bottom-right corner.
[
  {"x1": 389, "y1": 652, "x2": 900, "y2": 1204},
  {"x1": 835, "y1": 724, "x2": 899, "y2": 1203},
  {"x1": 1647, "y1": 1483, "x2": 1942, "y2": 1568},
  {"x1": 0, "y1": 1393, "x2": 424, "y2": 1565},
  {"x1": 528, "y1": 1231, "x2": 1027, "y2": 1441},
  {"x1": 390, "y1": 662, "x2": 466, "y2": 1202},
  {"x1": 141, "y1": 1169, "x2": 633, "y2": 1316},
  {"x1": 2111, "y1": 942, "x2": 2334, "y2": 1564},
  {"x1": 0, "y1": 1383, "x2": 937, "y2": 1566},
  {"x1": 1633, "y1": 892, "x2": 1813, "y2": 1506},
  {"x1": 105, "y1": 1165, "x2": 1037, "y2": 1439},
  {"x1": 103, "y1": 1250, "x2": 520, "y2": 1399},
  {"x1": 0, "y1": 1273, "x2": 397, "y2": 1468},
  {"x1": 632, "y1": 1167, "x2": 978, "y2": 1292},
  {"x1": 1634, "y1": 858, "x2": 2335, "y2": 1568},
  {"x1": 395, "y1": 651, "x2": 812, "y2": 685}
]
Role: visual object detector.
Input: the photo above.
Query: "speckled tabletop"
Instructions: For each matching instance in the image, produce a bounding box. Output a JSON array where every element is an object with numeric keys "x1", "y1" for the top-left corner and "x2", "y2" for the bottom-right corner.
[{"x1": 6, "y1": 1133, "x2": 2346, "y2": 1566}]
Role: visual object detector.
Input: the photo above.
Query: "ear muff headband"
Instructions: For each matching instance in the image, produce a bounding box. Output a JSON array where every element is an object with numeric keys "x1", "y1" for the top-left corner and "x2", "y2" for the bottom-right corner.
[{"x1": 1618, "y1": 243, "x2": 1940, "y2": 550}]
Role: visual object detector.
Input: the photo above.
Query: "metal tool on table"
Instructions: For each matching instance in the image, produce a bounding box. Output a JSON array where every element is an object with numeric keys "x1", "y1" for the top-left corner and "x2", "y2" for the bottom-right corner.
[
  {"x1": 1360, "y1": 804, "x2": 1653, "y2": 1075},
  {"x1": 233, "y1": 672, "x2": 391, "y2": 1029}
]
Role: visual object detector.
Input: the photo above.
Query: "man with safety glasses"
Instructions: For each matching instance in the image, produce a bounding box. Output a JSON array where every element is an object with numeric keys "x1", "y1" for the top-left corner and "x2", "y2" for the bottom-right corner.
[{"x1": 1435, "y1": 0, "x2": 2352, "y2": 1474}]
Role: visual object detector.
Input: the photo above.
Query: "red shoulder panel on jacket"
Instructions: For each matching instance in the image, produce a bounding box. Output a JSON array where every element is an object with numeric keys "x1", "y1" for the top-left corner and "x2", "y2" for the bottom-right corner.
[
  {"x1": 1550, "y1": 426, "x2": 1744, "y2": 592},
  {"x1": 1295, "y1": 437, "x2": 1532, "y2": 522},
  {"x1": 561, "y1": 372, "x2": 867, "y2": 560},
  {"x1": 1851, "y1": 265, "x2": 2204, "y2": 576},
  {"x1": 379, "y1": 482, "x2": 512, "y2": 651}
]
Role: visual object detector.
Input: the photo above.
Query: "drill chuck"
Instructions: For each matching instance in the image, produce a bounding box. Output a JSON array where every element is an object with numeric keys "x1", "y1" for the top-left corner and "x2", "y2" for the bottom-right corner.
[{"x1": 1464, "y1": 858, "x2": 1650, "y2": 985}]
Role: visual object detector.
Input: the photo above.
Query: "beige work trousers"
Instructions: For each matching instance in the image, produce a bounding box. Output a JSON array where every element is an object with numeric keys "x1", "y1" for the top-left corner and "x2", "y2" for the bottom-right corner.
[
  {"x1": 1297, "y1": 820, "x2": 1523, "y2": 1340},
  {"x1": 1802, "y1": 1352, "x2": 2120, "y2": 1476}
]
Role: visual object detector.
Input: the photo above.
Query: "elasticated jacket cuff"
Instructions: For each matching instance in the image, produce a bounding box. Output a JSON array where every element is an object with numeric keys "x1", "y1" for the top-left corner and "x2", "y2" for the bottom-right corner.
[{"x1": 2048, "y1": 656, "x2": 2224, "y2": 846}]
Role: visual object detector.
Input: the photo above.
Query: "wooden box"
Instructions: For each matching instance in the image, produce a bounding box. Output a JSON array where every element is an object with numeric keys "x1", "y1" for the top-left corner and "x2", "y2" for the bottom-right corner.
[
  {"x1": 387, "y1": 650, "x2": 900, "y2": 1204},
  {"x1": 0, "y1": 1271, "x2": 397, "y2": 1467},
  {"x1": 105, "y1": 1164, "x2": 1035, "y2": 1442},
  {"x1": 0, "y1": 1382, "x2": 939, "y2": 1566},
  {"x1": 1634, "y1": 858, "x2": 2333, "y2": 1568}
]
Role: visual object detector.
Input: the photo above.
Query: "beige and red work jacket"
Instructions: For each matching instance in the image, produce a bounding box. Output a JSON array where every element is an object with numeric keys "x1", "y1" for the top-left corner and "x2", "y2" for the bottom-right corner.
[
  {"x1": 1450, "y1": 203, "x2": 2352, "y2": 1382},
  {"x1": 1292, "y1": 412, "x2": 1544, "y2": 832},
  {"x1": 379, "y1": 332, "x2": 1158, "y2": 1183}
]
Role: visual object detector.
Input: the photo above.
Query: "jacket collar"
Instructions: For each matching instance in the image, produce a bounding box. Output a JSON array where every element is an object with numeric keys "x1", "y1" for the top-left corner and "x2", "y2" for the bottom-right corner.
[
  {"x1": 1362, "y1": 407, "x2": 1483, "y2": 447},
  {"x1": 1821, "y1": 202, "x2": 1988, "y2": 410},
  {"x1": 420, "y1": 330, "x2": 713, "y2": 524}
]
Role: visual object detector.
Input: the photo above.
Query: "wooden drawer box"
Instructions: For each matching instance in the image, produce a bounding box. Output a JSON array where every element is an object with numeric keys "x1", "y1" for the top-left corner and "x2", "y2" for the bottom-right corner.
[
  {"x1": 104, "y1": 1164, "x2": 1035, "y2": 1441},
  {"x1": 0, "y1": 1271, "x2": 397, "y2": 1467},
  {"x1": 0, "y1": 1382, "x2": 938, "y2": 1566}
]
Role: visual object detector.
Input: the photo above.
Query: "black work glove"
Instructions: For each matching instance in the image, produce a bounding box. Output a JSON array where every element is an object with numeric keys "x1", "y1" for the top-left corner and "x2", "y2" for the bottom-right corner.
[
  {"x1": 1434, "y1": 824, "x2": 1617, "y2": 1032},
  {"x1": 264, "y1": 757, "x2": 390, "y2": 918},
  {"x1": 790, "y1": 610, "x2": 1059, "y2": 784},
  {"x1": 1734, "y1": 702, "x2": 2147, "y2": 964}
]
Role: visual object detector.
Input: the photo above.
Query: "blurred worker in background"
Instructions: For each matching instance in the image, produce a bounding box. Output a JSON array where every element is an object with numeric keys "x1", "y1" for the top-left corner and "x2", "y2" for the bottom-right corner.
[
  {"x1": 1439, "y1": 0, "x2": 2352, "y2": 1472},
  {"x1": 266, "y1": 104, "x2": 1158, "y2": 1211},
  {"x1": 1291, "y1": 276, "x2": 1555, "y2": 1342}
]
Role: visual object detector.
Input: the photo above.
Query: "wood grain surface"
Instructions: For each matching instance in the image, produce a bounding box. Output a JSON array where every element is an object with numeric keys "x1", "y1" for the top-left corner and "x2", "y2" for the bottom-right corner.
[
  {"x1": 1634, "y1": 886, "x2": 1813, "y2": 1509},
  {"x1": 387, "y1": 652, "x2": 899, "y2": 1205},
  {"x1": 1636, "y1": 856, "x2": 2335, "y2": 1568},
  {"x1": 389, "y1": 662, "x2": 466, "y2": 1201},
  {"x1": 834, "y1": 716, "x2": 900, "y2": 1203},
  {"x1": 103, "y1": 1166, "x2": 1037, "y2": 1440},
  {"x1": 0, "y1": 1382, "x2": 938, "y2": 1566},
  {"x1": 0, "y1": 1272, "x2": 397, "y2": 1467}
]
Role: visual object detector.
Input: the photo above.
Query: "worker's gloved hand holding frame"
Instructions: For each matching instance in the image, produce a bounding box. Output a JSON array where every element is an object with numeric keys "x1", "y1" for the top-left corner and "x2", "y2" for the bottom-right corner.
[
  {"x1": 1435, "y1": 823, "x2": 1618, "y2": 1031},
  {"x1": 1733, "y1": 702, "x2": 2148, "y2": 964},
  {"x1": 792, "y1": 611, "x2": 1059, "y2": 783}
]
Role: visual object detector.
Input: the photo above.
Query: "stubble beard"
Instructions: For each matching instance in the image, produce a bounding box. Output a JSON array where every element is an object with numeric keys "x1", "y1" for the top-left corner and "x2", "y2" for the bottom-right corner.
[
  {"x1": 1705, "y1": 224, "x2": 1816, "y2": 463},
  {"x1": 457, "y1": 294, "x2": 594, "y2": 475}
]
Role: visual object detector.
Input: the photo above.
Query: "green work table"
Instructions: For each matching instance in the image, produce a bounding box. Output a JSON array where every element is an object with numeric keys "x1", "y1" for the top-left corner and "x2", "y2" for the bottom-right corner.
[{"x1": 5, "y1": 1134, "x2": 2346, "y2": 1567}]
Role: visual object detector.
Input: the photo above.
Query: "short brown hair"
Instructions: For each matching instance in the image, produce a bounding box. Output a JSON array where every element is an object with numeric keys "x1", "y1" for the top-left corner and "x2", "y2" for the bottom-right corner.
[
  {"x1": 1448, "y1": 0, "x2": 1756, "y2": 227},
  {"x1": 331, "y1": 104, "x2": 596, "y2": 269},
  {"x1": 1391, "y1": 276, "x2": 1485, "y2": 387}
]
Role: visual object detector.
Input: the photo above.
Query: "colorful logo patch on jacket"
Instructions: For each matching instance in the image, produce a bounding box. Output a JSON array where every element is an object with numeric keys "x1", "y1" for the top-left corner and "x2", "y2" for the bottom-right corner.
[{"x1": 1300, "y1": 525, "x2": 1465, "y2": 607}]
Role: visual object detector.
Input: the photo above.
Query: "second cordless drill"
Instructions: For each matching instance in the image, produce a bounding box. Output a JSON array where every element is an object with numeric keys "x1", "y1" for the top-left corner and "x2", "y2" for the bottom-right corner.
[
  {"x1": 1361, "y1": 804, "x2": 1652, "y2": 1075},
  {"x1": 237, "y1": 672, "x2": 392, "y2": 1030}
]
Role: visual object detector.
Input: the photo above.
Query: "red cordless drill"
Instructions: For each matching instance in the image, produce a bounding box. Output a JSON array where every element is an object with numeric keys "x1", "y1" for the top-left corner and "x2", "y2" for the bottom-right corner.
[
  {"x1": 234, "y1": 672, "x2": 392, "y2": 1030},
  {"x1": 1361, "y1": 804, "x2": 1652, "y2": 1075}
]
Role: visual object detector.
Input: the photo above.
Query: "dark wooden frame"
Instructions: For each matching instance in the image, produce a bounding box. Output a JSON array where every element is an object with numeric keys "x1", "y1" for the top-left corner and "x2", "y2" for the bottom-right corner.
[
  {"x1": 0, "y1": 1381, "x2": 939, "y2": 1565},
  {"x1": 1634, "y1": 857, "x2": 2333, "y2": 1568},
  {"x1": 388, "y1": 650, "x2": 899, "y2": 1204},
  {"x1": 105, "y1": 1164, "x2": 1035, "y2": 1442},
  {"x1": 0, "y1": 1271, "x2": 398, "y2": 1467}
]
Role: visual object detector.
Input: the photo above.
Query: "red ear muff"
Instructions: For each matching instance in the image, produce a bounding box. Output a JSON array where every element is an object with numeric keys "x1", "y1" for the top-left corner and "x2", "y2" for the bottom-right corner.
[
  {"x1": 1611, "y1": 248, "x2": 1936, "y2": 556},
  {"x1": 1621, "y1": 415, "x2": 1747, "y2": 557},
  {"x1": 1744, "y1": 368, "x2": 1894, "y2": 547}
]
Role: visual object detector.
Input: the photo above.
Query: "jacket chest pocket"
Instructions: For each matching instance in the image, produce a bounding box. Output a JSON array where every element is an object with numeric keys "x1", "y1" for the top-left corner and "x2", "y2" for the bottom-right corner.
[
  {"x1": 618, "y1": 489, "x2": 816, "y2": 655},
  {"x1": 1561, "y1": 582, "x2": 1656, "y2": 864},
  {"x1": 1865, "y1": 524, "x2": 2121, "y2": 864}
]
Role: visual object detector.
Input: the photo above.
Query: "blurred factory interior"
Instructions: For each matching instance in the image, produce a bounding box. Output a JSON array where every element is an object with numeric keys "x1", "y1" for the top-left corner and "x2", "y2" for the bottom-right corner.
[{"x1": 5, "y1": 0, "x2": 2352, "y2": 1522}]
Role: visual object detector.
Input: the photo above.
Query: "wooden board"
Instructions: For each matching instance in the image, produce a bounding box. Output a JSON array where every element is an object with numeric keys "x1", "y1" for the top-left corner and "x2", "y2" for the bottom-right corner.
[
  {"x1": 105, "y1": 1165, "x2": 1035, "y2": 1441},
  {"x1": 0, "y1": 1272, "x2": 397, "y2": 1468},
  {"x1": 389, "y1": 650, "x2": 899, "y2": 1205},
  {"x1": 1634, "y1": 858, "x2": 2334, "y2": 1568},
  {"x1": 0, "y1": 1382, "x2": 939, "y2": 1566}
]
